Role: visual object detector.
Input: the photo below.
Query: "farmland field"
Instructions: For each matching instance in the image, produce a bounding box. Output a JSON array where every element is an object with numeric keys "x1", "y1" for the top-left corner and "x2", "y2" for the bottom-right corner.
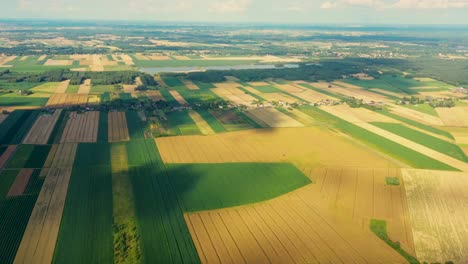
[
  {"x1": 167, "y1": 163, "x2": 311, "y2": 211},
  {"x1": 3, "y1": 20, "x2": 468, "y2": 264}
]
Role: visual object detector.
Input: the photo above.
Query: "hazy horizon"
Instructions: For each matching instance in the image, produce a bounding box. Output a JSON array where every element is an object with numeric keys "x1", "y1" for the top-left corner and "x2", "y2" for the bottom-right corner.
[{"x1": 2, "y1": 0, "x2": 468, "y2": 25}]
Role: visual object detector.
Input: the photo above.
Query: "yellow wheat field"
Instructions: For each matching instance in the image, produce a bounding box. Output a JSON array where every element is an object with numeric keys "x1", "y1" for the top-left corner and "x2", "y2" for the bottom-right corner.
[
  {"x1": 186, "y1": 183, "x2": 407, "y2": 263},
  {"x1": 156, "y1": 127, "x2": 398, "y2": 169},
  {"x1": 436, "y1": 107, "x2": 468, "y2": 127},
  {"x1": 45, "y1": 94, "x2": 88, "y2": 108},
  {"x1": 55, "y1": 80, "x2": 70, "y2": 93},
  {"x1": 188, "y1": 110, "x2": 215, "y2": 135},
  {"x1": 390, "y1": 105, "x2": 445, "y2": 126},
  {"x1": 78, "y1": 79, "x2": 91, "y2": 94},
  {"x1": 402, "y1": 169, "x2": 468, "y2": 263}
]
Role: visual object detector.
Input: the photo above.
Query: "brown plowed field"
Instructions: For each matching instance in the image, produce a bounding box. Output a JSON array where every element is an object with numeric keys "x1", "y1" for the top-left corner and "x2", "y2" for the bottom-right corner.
[
  {"x1": 60, "y1": 111, "x2": 99, "y2": 143},
  {"x1": 23, "y1": 110, "x2": 62, "y2": 144},
  {"x1": 0, "y1": 145, "x2": 17, "y2": 169},
  {"x1": 108, "y1": 112, "x2": 130, "y2": 142},
  {"x1": 7, "y1": 169, "x2": 34, "y2": 197}
]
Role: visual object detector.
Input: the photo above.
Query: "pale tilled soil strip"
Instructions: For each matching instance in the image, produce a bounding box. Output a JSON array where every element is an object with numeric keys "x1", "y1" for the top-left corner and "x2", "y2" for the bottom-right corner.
[
  {"x1": 0, "y1": 114, "x2": 7, "y2": 124},
  {"x1": 60, "y1": 111, "x2": 99, "y2": 143},
  {"x1": 108, "y1": 112, "x2": 130, "y2": 142},
  {"x1": 169, "y1": 90, "x2": 188, "y2": 105},
  {"x1": 55, "y1": 80, "x2": 70, "y2": 94},
  {"x1": 77, "y1": 79, "x2": 91, "y2": 94},
  {"x1": 7, "y1": 169, "x2": 35, "y2": 197},
  {"x1": 23, "y1": 110, "x2": 62, "y2": 145},
  {"x1": 188, "y1": 110, "x2": 215, "y2": 135},
  {"x1": 14, "y1": 143, "x2": 77, "y2": 264},
  {"x1": 0, "y1": 145, "x2": 17, "y2": 169},
  {"x1": 436, "y1": 107, "x2": 468, "y2": 127}
]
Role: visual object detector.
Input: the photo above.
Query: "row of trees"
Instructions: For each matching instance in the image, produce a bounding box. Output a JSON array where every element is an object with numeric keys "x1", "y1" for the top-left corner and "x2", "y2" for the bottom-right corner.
[
  {"x1": 0, "y1": 70, "x2": 158, "y2": 86},
  {"x1": 165, "y1": 59, "x2": 399, "y2": 83}
]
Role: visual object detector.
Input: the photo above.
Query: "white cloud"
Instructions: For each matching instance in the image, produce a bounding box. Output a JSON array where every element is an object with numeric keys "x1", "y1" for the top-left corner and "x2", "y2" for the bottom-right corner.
[
  {"x1": 286, "y1": 1, "x2": 316, "y2": 12},
  {"x1": 393, "y1": 0, "x2": 468, "y2": 9},
  {"x1": 209, "y1": 0, "x2": 252, "y2": 13},
  {"x1": 320, "y1": 1, "x2": 338, "y2": 8}
]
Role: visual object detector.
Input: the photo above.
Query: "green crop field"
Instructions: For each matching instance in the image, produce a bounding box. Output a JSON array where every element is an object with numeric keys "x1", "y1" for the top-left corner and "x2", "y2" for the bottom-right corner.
[
  {"x1": 0, "y1": 110, "x2": 39, "y2": 145},
  {"x1": 0, "y1": 169, "x2": 43, "y2": 263},
  {"x1": 54, "y1": 143, "x2": 113, "y2": 263},
  {"x1": 371, "y1": 122, "x2": 468, "y2": 162},
  {"x1": 401, "y1": 104, "x2": 439, "y2": 117},
  {"x1": 6, "y1": 145, "x2": 51, "y2": 169},
  {"x1": 0, "y1": 81, "x2": 42, "y2": 91},
  {"x1": 299, "y1": 106, "x2": 457, "y2": 171},
  {"x1": 196, "y1": 109, "x2": 226, "y2": 133},
  {"x1": 65, "y1": 85, "x2": 80, "y2": 93},
  {"x1": 173, "y1": 87, "x2": 220, "y2": 105},
  {"x1": 126, "y1": 139, "x2": 200, "y2": 263},
  {"x1": 91, "y1": 85, "x2": 115, "y2": 93},
  {"x1": 29, "y1": 82, "x2": 59, "y2": 93},
  {"x1": 168, "y1": 163, "x2": 311, "y2": 212},
  {"x1": 0, "y1": 96, "x2": 47, "y2": 107},
  {"x1": 163, "y1": 77, "x2": 185, "y2": 87},
  {"x1": 250, "y1": 85, "x2": 283, "y2": 93},
  {"x1": 166, "y1": 111, "x2": 201, "y2": 135},
  {"x1": 343, "y1": 75, "x2": 424, "y2": 94},
  {"x1": 193, "y1": 81, "x2": 215, "y2": 89},
  {"x1": 377, "y1": 110, "x2": 454, "y2": 139}
]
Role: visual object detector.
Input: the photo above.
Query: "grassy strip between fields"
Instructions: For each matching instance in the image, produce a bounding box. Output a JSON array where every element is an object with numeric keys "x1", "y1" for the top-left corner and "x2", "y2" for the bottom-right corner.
[
  {"x1": 371, "y1": 122, "x2": 468, "y2": 162},
  {"x1": 370, "y1": 219, "x2": 420, "y2": 264},
  {"x1": 299, "y1": 106, "x2": 457, "y2": 171},
  {"x1": 377, "y1": 109, "x2": 454, "y2": 140}
]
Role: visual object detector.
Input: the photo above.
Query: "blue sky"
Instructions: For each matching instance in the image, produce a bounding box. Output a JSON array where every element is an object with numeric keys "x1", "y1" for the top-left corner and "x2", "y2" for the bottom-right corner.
[{"x1": 2, "y1": 0, "x2": 468, "y2": 24}]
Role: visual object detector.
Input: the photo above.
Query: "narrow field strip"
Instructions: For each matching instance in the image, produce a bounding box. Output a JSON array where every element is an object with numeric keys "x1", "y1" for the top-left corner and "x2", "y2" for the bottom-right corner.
[
  {"x1": 14, "y1": 144, "x2": 77, "y2": 264},
  {"x1": 188, "y1": 110, "x2": 215, "y2": 135},
  {"x1": 402, "y1": 169, "x2": 468, "y2": 263},
  {"x1": 321, "y1": 106, "x2": 468, "y2": 172},
  {"x1": 60, "y1": 111, "x2": 99, "y2": 143},
  {"x1": 7, "y1": 169, "x2": 34, "y2": 197},
  {"x1": 77, "y1": 79, "x2": 91, "y2": 94},
  {"x1": 108, "y1": 112, "x2": 130, "y2": 142},
  {"x1": 23, "y1": 109, "x2": 62, "y2": 145}
]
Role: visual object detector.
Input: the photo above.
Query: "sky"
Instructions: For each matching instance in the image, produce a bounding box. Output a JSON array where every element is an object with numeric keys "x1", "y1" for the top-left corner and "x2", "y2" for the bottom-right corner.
[{"x1": 2, "y1": 0, "x2": 468, "y2": 24}]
